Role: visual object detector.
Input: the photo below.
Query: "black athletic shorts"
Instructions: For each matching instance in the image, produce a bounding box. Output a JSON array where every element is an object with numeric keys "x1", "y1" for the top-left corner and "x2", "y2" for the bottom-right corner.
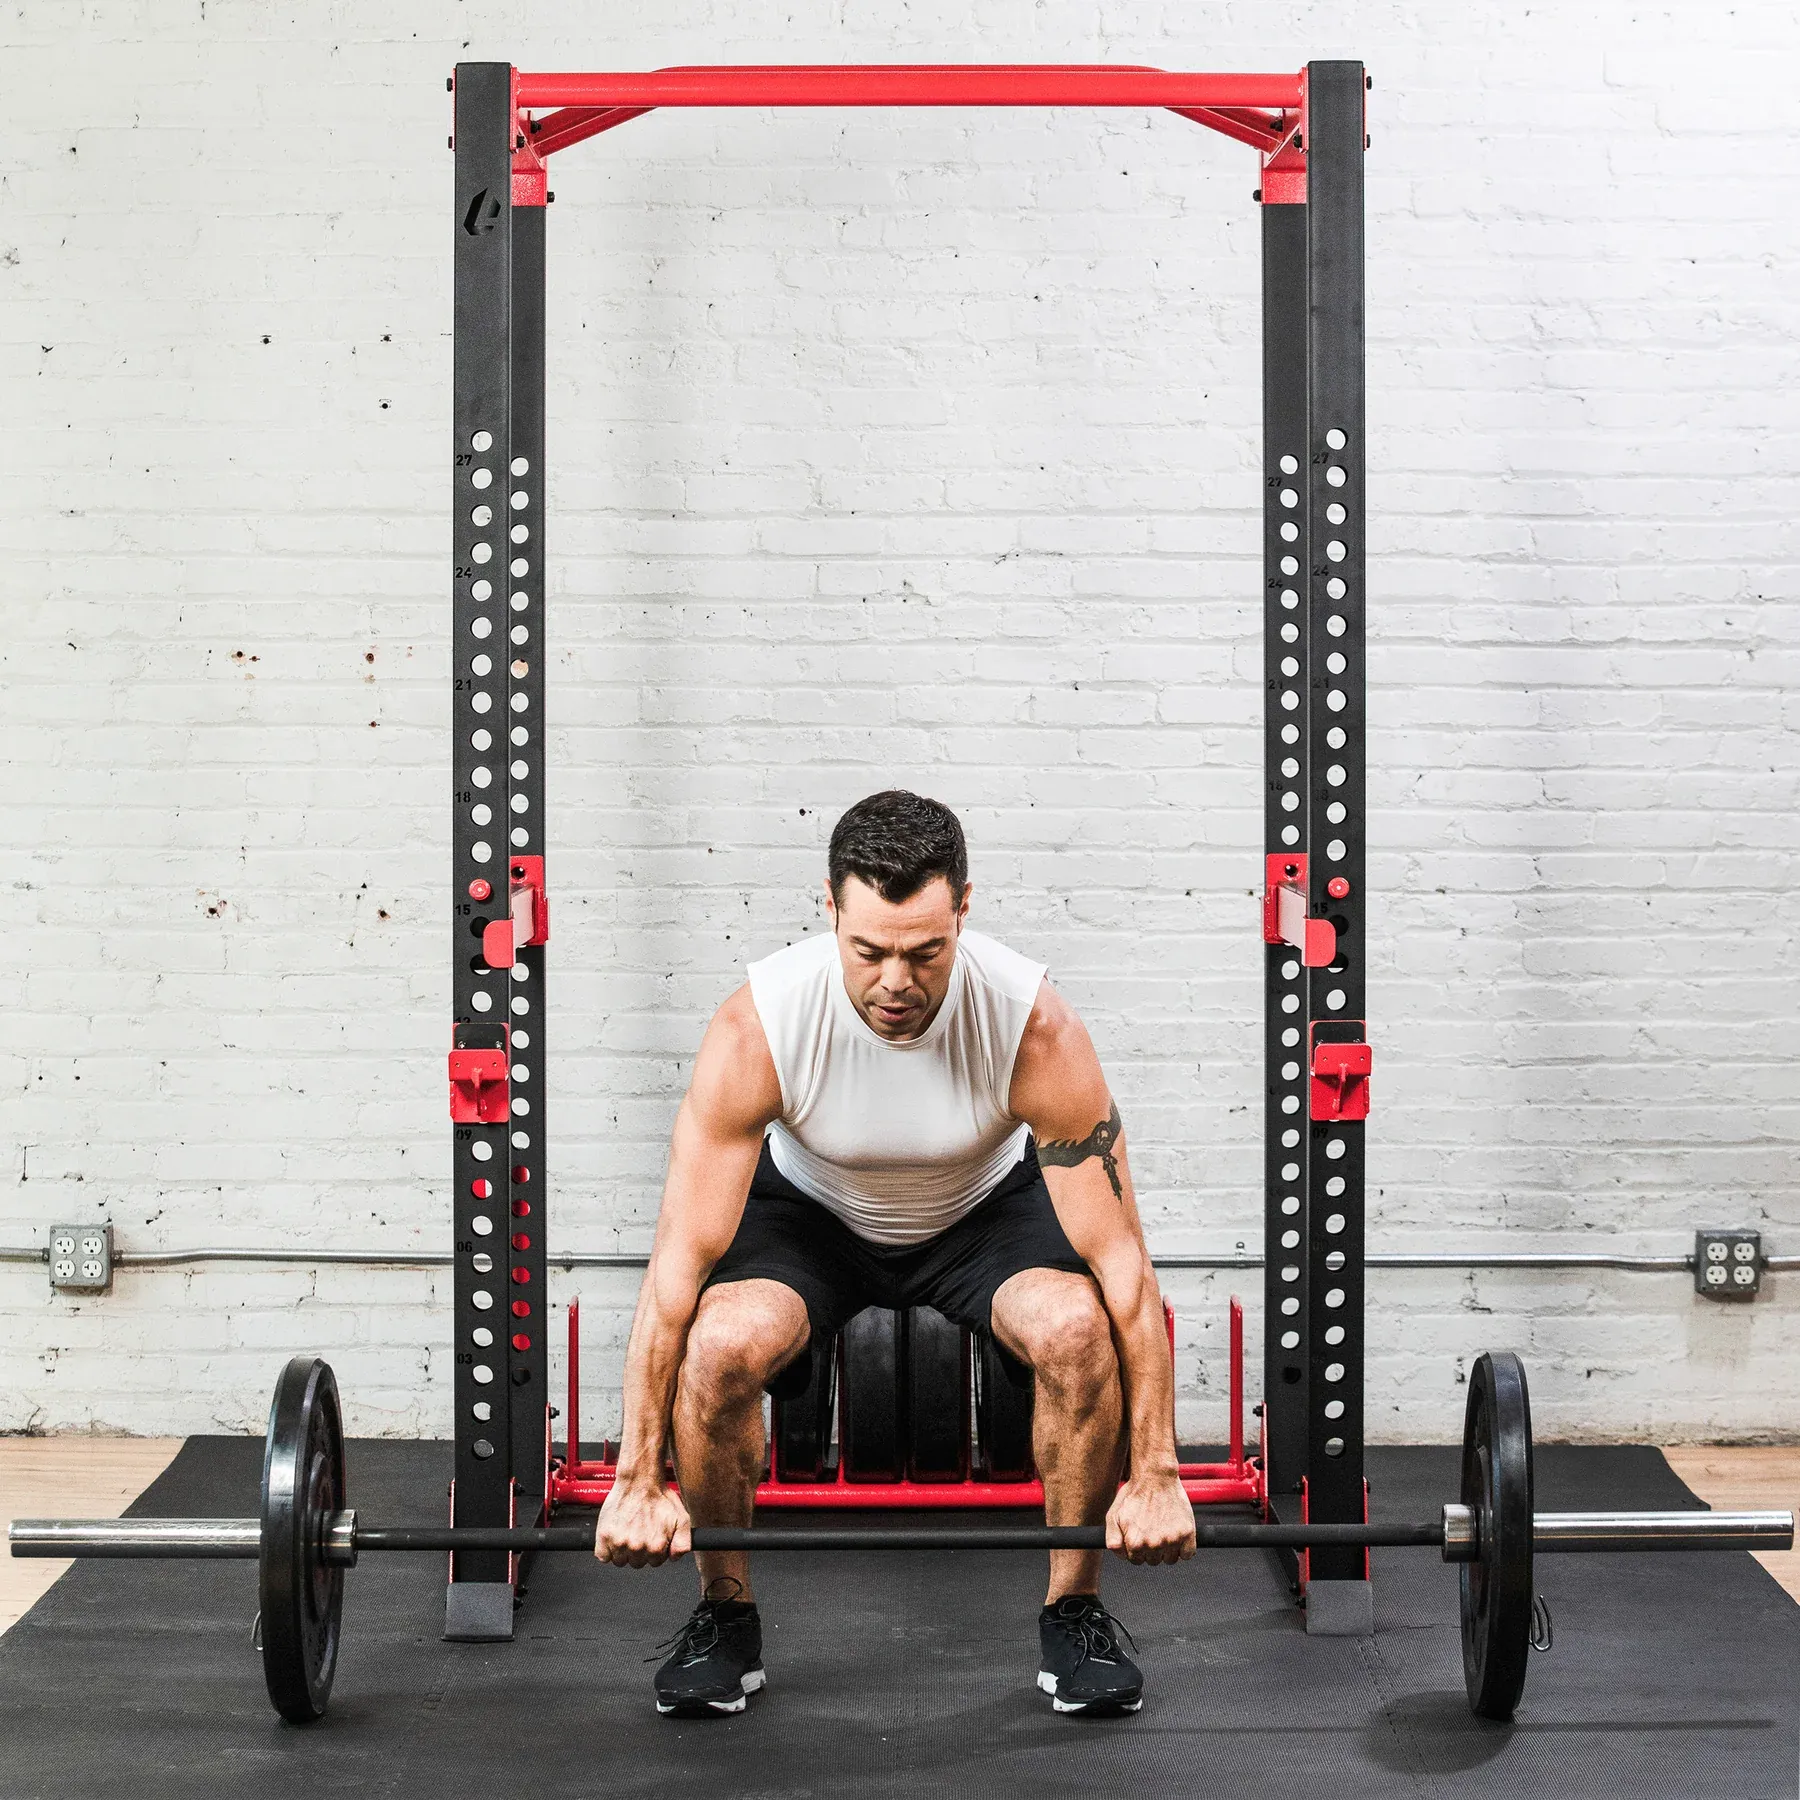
[{"x1": 704, "y1": 1137, "x2": 1090, "y2": 1373}]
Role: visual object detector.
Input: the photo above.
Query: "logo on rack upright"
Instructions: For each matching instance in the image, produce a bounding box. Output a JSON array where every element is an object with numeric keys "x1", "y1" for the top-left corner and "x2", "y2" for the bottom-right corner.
[{"x1": 463, "y1": 189, "x2": 503, "y2": 236}]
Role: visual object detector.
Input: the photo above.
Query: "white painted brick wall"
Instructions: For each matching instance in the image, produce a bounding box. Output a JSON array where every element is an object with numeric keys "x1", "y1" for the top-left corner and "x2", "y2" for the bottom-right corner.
[{"x1": 2, "y1": 1, "x2": 1796, "y2": 1445}]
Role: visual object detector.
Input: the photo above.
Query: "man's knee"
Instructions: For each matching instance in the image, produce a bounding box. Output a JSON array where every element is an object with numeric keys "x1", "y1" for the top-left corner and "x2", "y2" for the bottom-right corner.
[
  {"x1": 680, "y1": 1282, "x2": 807, "y2": 1414},
  {"x1": 1004, "y1": 1276, "x2": 1116, "y2": 1399}
]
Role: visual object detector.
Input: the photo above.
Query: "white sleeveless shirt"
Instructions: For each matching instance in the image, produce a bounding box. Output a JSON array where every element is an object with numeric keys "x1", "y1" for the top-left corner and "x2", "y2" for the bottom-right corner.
[{"x1": 746, "y1": 928, "x2": 1047, "y2": 1246}]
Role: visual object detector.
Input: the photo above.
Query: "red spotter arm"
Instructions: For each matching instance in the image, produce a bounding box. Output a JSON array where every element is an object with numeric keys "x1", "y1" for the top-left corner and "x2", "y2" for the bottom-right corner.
[
  {"x1": 1309, "y1": 1027, "x2": 1371, "y2": 1122},
  {"x1": 449, "y1": 1024, "x2": 511, "y2": 1124}
]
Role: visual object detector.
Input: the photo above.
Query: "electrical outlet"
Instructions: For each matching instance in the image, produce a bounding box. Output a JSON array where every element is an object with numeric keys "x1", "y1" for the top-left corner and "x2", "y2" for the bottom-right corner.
[
  {"x1": 50, "y1": 1224, "x2": 113, "y2": 1294},
  {"x1": 1694, "y1": 1229, "x2": 1761, "y2": 1302}
]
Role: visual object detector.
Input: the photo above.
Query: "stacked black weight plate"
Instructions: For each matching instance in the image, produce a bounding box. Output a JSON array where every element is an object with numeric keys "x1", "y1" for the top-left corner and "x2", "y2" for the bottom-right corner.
[
  {"x1": 1460, "y1": 1348, "x2": 1535, "y2": 1721},
  {"x1": 973, "y1": 1327, "x2": 1035, "y2": 1480},
  {"x1": 259, "y1": 1355, "x2": 346, "y2": 1724},
  {"x1": 770, "y1": 1336, "x2": 837, "y2": 1482},
  {"x1": 905, "y1": 1307, "x2": 970, "y2": 1481},
  {"x1": 839, "y1": 1307, "x2": 904, "y2": 1481}
]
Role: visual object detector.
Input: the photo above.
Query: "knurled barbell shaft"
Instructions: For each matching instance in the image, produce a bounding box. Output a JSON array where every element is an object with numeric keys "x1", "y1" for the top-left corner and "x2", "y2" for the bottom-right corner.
[
  {"x1": 360, "y1": 1520, "x2": 1449, "y2": 1553},
  {"x1": 11, "y1": 1508, "x2": 1791, "y2": 1561}
]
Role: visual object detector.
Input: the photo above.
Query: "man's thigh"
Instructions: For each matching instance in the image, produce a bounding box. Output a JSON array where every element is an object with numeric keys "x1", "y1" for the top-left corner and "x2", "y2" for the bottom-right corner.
[
  {"x1": 701, "y1": 1145, "x2": 877, "y2": 1391},
  {"x1": 987, "y1": 1265, "x2": 1111, "y2": 1371}
]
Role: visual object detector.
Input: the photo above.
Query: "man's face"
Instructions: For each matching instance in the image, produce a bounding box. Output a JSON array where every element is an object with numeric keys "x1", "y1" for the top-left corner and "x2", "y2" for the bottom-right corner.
[{"x1": 826, "y1": 874, "x2": 969, "y2": 1041}]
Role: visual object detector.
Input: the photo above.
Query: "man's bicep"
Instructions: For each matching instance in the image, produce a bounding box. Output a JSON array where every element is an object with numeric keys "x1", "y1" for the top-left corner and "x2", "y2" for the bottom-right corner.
[
  {"x1": 655, "y1": 1099, "x2": 764, "y2": 1272},
  {"x1": 686, "y1": 985, "x2": 783, "y2": 1139},
  {"x1": 1007, "y1": 982, "x2": 1153, "y2": 1265},
  {"x1": 1011, "y1": 985, "x2": 1124, "y2": 1192},
  {"x1": 653, "y1": 988, "x2": 782, "y2": 1271}
]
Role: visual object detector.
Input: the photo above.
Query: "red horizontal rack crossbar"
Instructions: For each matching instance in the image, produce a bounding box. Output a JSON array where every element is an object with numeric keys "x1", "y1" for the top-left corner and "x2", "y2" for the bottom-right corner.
[
  {"x1": 516, "y1": 64, "x2": 1302, "y2": 112},
  {"x1": 550, "y1": 1465, "x2": 1264, "y2": 1510}
]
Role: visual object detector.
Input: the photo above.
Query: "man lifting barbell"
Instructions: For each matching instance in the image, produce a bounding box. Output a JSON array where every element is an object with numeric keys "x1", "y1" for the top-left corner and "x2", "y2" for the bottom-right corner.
[{"x1": 594, "y1": 789, "x2": 1197, "y2": 1717}]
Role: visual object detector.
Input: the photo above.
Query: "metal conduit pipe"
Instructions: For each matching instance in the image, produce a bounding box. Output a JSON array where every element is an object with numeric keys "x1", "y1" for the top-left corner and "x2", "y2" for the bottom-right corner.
[{"x1": 1, "y1": 1245, "x2": 1792, "y2": 1272}]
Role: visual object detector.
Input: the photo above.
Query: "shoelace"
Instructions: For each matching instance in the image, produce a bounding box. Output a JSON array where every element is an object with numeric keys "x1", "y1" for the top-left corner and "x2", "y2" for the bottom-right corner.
[
  {"x1": 1052, "y1": 1598, "x2": 1137, "y2": 1671},
  {"x1": 646, "y1": 1578, "x2": 747, "y2": 1667}
]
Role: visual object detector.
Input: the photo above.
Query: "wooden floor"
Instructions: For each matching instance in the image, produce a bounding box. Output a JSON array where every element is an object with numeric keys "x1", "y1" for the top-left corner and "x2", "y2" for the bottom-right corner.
[
  {"x1": 0, "y1": 1438, "x2": 183, "y2": 1634},
  {"x1": 1660, "y1": 1446, "x2": 1800, "y2": 1602},
  {"x1": 1, "y1": 1439, "x2": 1795, "y2": 1637}
]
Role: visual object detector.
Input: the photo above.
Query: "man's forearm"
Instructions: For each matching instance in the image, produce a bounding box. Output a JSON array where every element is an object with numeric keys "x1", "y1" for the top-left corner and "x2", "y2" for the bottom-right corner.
[
  {"x1": 613, "y1": 1254, "x2": 702, "y2": 1483},
  {"x1": 1094, "y1": 1252, "x2": 1180, "y2": 1478}
]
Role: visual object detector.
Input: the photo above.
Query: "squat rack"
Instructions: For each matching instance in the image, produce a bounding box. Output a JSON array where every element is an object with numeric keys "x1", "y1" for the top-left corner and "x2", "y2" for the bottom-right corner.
[{"x1": 445, "y1": 60, "x2": 1369, "y2": 1640}]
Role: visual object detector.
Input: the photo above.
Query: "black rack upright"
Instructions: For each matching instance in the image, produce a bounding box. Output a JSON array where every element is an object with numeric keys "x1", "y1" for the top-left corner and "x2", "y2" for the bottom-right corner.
[
  {"x1": 1259, "y1": 63, "x2": 1370, "y2": 1630},
  {"x1": 447, "y1": 63, "x2": 551, "y2": 1641}
]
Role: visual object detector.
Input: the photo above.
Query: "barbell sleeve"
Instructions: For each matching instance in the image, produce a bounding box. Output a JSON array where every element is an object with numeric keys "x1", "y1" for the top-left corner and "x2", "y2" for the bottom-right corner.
[
  {"x1": 1533, "y1": 1510, "x2": 1794, "y2": 1554},
  {"x1": 8, "y1": 1518, "x2": 263, "y2": 1559}
]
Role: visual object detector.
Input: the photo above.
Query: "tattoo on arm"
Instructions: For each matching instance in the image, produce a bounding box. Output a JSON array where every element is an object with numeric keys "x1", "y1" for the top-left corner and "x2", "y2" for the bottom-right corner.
[{"x1": 1037, "y1": 1100, "x2": 1125, "y2": 1203}]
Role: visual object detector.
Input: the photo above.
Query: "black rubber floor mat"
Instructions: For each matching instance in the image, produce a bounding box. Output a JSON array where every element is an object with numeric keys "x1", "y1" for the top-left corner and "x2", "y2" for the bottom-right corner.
[{"x1": 1, "y1": 1436, "x2": 1794, "y2": 1798}]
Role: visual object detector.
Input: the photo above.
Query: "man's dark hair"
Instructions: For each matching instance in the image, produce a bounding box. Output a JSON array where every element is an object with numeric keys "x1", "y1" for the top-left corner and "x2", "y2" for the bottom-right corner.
[{"x1": 828, "y1": 791, "x2": 968, "y2": 907}]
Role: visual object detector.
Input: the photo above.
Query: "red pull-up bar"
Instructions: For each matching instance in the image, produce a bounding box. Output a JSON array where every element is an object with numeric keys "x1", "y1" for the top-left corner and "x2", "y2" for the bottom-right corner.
[
  {"x1": 513, "y1": 64, "x2": 1303, "y2": 111},
  {"x1": 495, "y1": 65, "x2": 1309, "y2": 173}
]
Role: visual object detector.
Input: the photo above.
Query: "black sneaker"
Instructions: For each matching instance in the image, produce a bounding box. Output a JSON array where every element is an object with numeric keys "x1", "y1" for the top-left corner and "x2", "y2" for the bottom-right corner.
[
  {"x1": 651, "y1": 1589, "x2": 766, "y2": 1717},
  {"x1": 1037, "y1": 1594, "x2": 1143, "y2": 1715}
]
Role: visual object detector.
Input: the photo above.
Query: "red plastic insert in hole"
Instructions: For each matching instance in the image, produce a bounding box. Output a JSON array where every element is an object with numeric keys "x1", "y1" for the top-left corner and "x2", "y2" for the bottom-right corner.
[
  {"x1": 511, "y1": 1165, "x2": 531, "y2": 1184},
  {"x1": 470, "y1": 1178, "x2": 493, "y2": 1199},
  {"x1": 511, "y1": 1266, "x2": 531, "y2": 1284},
  {"x1": 511, "y1": 1333, "x2": 531, "y2": 1351},
  {"x1": 1327, "y1": 876, "x2": 1351, "y2": 899},
  {"x1": 468, "y1": 878, "x2": 493, "y2": 902},
  {"x1": 511, "y1": 1199, "x2": 530, "y2": 1216},
  {"x1": 510, "y1": 1233, "x2": 531, "y2": 1251},
  {"x1": 511, "y1": 1299, "x2": 531, "y2": 1318}
]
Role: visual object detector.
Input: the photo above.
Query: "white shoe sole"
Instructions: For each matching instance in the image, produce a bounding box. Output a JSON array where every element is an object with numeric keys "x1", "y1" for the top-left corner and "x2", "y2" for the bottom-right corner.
[
  {"x1": 1037, "y1": 1669, "x2": 1143, "y2": 1715},
  {"x1": 657, "y1": 1666, "x2": 767, "y2": 1716}
]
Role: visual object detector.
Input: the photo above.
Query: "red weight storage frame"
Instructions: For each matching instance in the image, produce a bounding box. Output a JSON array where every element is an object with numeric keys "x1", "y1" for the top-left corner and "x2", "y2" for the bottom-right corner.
[{"x1": 548, "y1": 1295, "x2": 1263, "y2": 1512}]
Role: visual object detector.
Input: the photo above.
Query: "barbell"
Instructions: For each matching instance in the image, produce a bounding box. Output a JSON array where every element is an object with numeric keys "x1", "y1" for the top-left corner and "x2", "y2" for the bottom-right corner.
[{"x1": 9, "y1": 1351, "x2": 1791, "y2": 1727}]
